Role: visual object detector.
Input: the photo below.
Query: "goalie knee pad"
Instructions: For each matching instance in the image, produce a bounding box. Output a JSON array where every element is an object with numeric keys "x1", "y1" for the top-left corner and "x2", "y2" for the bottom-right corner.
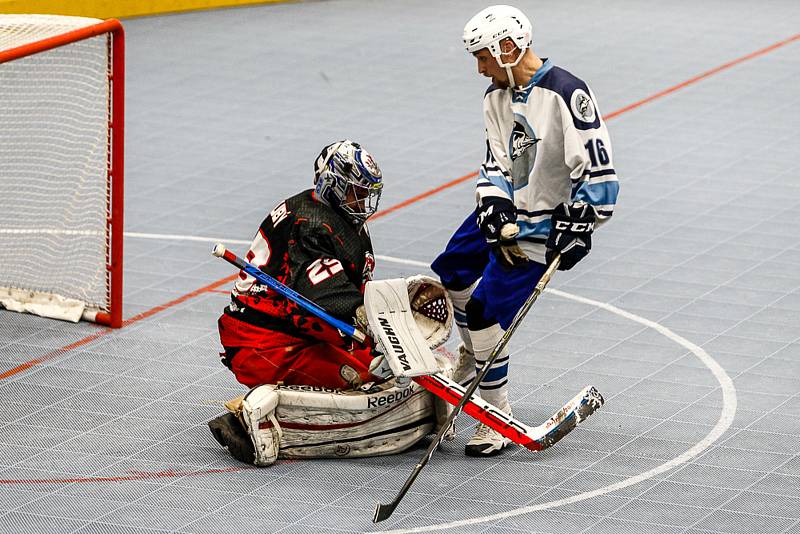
[
  {"x1": 431, "y1": 348, "x2": 459, "y2": 440},
  {"x1": 223, "y1": 383, "x2": 436, "y2": 463},
  {"x1": 239, "y1": 385, "x2": 283, "y2": 466}
]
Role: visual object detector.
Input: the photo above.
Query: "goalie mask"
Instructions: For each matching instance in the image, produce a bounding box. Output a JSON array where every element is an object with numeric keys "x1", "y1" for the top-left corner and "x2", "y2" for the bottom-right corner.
[{"x1": 313, "y1": 140, "x2": 383, "y2": 226}]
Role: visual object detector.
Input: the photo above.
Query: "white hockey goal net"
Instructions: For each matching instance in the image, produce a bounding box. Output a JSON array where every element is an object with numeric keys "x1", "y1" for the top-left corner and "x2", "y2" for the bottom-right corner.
[{"x1": 0, "y1": 15, "x2": 124, "y2": 327}]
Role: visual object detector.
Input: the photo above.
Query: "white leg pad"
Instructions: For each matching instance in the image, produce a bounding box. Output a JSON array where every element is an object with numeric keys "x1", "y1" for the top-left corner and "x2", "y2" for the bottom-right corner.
[
  {"x1": 236, "y1": 350, "x2": 464, "y2": 461},
  {"x1": 274, "y1": 381, "x2": 435, "y2": 459},
  {"x1": 240, "y1": 385, "x2": 283, "y2": 466}
]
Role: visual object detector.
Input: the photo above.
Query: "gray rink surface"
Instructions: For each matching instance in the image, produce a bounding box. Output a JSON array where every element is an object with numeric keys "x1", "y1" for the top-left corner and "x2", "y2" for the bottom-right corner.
[{"x1": 1, "y1": 0, "x2": 799, "y2": 532}]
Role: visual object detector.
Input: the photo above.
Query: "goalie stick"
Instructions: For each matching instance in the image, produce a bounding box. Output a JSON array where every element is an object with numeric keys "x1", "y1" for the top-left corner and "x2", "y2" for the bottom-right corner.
[
  {"x1": 212, "y1": 244, "x2": 367, "y2": 343},
  {"x1": 211, "y1": 244, "x2": 585, "y2": 448},
  {"x1": 373, "y1": 254, "x2": 604, "y2": 523}
]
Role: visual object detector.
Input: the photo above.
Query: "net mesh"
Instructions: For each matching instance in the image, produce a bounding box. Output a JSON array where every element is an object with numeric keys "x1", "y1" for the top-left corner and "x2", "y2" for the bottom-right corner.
[
  {"x1": 0, "y1": 15, "x2": 112, "y2": 313},
  {"x1": 0, "y1": 15, "x2": 102, "y2": 51}
]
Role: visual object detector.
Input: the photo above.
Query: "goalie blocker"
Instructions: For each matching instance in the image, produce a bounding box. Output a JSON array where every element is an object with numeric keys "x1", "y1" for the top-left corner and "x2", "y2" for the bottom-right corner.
[{"x1": 209, "y1": 276, "x2": 462, "y2": 465}]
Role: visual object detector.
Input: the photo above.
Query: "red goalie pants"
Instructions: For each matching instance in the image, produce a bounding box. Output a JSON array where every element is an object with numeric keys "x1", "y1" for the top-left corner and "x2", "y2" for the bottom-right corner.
[{"x1": 219, "y1": 314, "x2": 375, "y2": 390}]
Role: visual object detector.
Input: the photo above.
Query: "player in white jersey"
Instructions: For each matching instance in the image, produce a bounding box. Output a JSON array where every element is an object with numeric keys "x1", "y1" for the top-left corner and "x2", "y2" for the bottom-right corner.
[{"x1": 431, "y1": 5, "x2": 619, "y2": 456}]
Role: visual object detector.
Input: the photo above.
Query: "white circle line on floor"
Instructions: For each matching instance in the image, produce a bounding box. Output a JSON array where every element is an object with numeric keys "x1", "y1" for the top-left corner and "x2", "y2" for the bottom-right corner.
[
  {"x1": 379, "y1": 274, "x2": 737, "y2": 534},
  {"x1": 127, "y1": 233, "x2": 737, "y2": 532}
]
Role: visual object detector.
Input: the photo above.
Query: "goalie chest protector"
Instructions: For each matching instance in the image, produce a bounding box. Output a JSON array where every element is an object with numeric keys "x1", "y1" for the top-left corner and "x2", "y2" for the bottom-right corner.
[{"x1": 229, "y1": 189, "x2": 375, "y2": 326}]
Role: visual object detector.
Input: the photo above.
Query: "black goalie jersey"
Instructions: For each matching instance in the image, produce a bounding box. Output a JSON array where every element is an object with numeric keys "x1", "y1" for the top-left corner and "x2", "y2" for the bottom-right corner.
[{"x1": 221, "y1": 189, "x2": 375, "y2": 347}]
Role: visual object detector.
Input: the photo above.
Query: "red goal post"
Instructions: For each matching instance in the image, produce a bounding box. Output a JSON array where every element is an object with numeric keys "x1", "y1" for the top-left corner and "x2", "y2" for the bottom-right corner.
[{"x1": 0, "y1": 16, "x2": 124, "y2": 328}]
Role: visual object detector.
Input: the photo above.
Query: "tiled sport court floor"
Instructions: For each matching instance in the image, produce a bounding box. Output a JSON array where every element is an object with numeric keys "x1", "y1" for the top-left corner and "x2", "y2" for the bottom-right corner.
[{"x1": 1, "y1": 1, "x2": 799, "y2": 533}]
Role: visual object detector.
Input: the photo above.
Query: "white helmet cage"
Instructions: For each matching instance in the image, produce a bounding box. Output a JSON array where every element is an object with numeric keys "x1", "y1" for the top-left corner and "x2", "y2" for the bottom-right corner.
[
  {"x1": 313, "y1": 140, "x2": 383, "y2": 225},
  {"x1": 463, "y1": 5, "x2": 532, "y2": 69}
]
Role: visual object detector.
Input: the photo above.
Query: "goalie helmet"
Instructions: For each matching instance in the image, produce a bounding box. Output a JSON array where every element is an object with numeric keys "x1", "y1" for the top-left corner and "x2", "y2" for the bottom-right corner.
[
  {"x1": 313, "y1": 140, "x2": 383, "y2": 226},
  {"x1": 462, "y1": 5, "x2": 532, "y2": 69}
]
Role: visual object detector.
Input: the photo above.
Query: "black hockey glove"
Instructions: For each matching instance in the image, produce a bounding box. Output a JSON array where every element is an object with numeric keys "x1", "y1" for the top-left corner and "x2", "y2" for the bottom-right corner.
[
  {"x1": 477, "y1": 199, "x2": 529, "y2": 270},
  {"x1": 545, "y1": 201, "x2": 596, "y2": 271}
]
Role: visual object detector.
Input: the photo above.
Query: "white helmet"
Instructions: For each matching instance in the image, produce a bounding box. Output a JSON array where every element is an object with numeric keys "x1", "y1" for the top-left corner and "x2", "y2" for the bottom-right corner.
[
  {"x1": 463, "y1": 5, "x2": 532, "y2": 71},
  {"x1": 313, "y1": 139, "x2": 383, "y2": 226}
]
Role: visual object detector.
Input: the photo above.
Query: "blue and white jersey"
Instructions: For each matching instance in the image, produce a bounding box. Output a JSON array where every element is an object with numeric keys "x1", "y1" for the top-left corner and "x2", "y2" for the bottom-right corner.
[{"x1": 476, "y1": 59, "x2": 619, "y2": 263}]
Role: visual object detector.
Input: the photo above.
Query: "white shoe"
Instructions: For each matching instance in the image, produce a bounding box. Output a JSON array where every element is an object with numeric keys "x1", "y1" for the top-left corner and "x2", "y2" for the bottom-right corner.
[{"x1": 465, "y1": 422, "x2": 511, "y2": 457}]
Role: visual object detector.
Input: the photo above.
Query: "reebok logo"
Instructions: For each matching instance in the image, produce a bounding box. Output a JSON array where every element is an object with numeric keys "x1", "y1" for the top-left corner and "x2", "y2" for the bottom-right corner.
[
  {"x1": 367, "y1": 385, "x2": 413, "y2": 408},
  {"x1": 276, "y1": 384, "x2": 342, "y2": 393}
]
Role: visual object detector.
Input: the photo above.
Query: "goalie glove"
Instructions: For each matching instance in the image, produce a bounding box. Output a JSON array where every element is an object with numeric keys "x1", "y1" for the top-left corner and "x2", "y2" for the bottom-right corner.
[
  {"x1": 368, "y1": 353, "x2": 411, "y2": 389},
  {"x1": 354, "y1": 304, "x2": 370, "y2": 338},
  {"x1": 545, "y1": 201, "x2": 596, "y2": 270},
  {"x1": 476, "y1": 198, "x2": 529, "y2": 269}
]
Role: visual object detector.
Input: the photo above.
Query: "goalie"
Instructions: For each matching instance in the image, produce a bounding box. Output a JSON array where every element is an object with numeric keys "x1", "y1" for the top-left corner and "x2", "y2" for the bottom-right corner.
[
  {"x1": 217, "y1": 139, "x2": 383, "y2": 392},
  {"x1": 209, "y1": 140, "x2": 456, "y2": 466}
]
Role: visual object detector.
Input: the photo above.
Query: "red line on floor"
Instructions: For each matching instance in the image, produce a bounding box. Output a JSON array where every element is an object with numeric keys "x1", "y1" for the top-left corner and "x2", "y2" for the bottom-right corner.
[
  {"x1": 0, "y1": 467, "x2": 247, "y2": 485},
  {"x1": 0, "y1": 274, "x2": 237, "y2": 380},
  {"x1": 605, "y1": 32, "x2": 800, "y2": 119},
  {"x1": 121, "y1": 274, "x2": 238, "y2": 325},
  {"x1": 371, "y1": 171, "x2": 477, "y2": 220}
]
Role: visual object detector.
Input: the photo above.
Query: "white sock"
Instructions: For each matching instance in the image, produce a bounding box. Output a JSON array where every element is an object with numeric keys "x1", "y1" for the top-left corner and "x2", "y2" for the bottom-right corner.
[
  {"x1": 448, "y1": 282, "x2": 478, "y2": 355},
  {"x1": 469, "y1": 323, "x2": 511, "y2": 413}
]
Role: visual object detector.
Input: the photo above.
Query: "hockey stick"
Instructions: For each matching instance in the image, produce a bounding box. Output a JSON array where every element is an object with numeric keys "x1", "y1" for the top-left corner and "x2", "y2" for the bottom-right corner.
[
  {"x1": 212, "y1": 244, "x2": 366, "y2": 343},
  {"x1": 412, "y1": 375, "x2": 603, "y2": 451},
  {"x1": 373, "y1": 254, "x2": 604, "y2": 523},
  {"x1": 211, "y1": 243, "x2": 564, "y2": 448}
]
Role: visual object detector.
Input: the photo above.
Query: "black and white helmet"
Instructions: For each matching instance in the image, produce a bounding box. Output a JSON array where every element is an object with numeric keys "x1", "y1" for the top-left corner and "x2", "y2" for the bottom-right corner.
[{"x1": 313, "y1": 140, "x2": 383, "y2": 226}]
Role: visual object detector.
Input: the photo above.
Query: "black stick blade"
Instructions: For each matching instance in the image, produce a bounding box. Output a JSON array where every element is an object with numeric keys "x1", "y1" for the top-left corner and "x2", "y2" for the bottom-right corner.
[{"x1": 374, "y1": 501, "x2": 397, "y2": 523}]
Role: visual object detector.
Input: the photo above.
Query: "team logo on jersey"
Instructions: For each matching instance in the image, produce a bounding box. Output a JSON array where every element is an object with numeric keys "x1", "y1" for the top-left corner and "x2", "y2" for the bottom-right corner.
[
  {"x1": 509, "y1": 118, "x2": 539, "y2": 190},
  {"x1": 570, "y1": 89, "x2": 596, "y2": 123},
  {"x1": 509, "y1": 121, "x2": 540, "y2": 161}
]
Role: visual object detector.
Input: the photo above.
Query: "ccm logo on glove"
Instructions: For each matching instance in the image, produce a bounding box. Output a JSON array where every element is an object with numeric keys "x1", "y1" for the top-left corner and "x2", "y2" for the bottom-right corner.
[
  {"x1": 554, "y1": 220, "x2": 595, "y2": 233},
  {"x1": 546, "y1": 202, "x2": 596, "y2": 271}
]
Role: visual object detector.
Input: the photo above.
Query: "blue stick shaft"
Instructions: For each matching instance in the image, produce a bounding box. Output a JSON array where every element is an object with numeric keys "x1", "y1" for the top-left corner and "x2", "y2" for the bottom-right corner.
[{"x1": 213, "y1": 244, "x2": 365, "y2": 343}]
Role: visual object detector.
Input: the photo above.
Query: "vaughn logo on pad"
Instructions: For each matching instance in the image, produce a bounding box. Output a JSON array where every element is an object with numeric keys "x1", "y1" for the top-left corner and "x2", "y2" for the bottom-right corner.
[{"x1": 378, "y1": 316, "x2": 412, "y2": 372}]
